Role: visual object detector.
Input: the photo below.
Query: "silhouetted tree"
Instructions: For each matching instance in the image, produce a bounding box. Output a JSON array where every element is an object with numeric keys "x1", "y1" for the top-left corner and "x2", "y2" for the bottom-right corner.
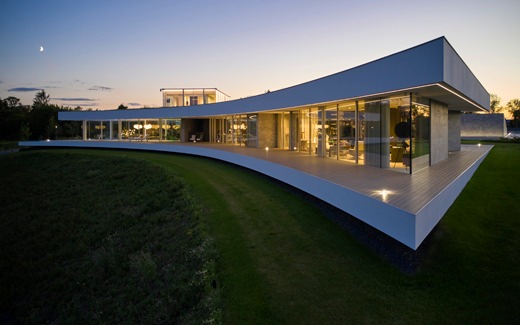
[
  {"x1": 29, "y1": 91, "x2": 58, "y2": 139},
  {"x1": 490, "y1": 93, "x2": 503, "y2": 113},
  {"x1": 29, "y1": 104, "x2": 57, "y2": 140},
  {"x1": 0, "y1": 97, "x2": 30, "y2": 140},
  {"x1": 117, "y1": 104, "x2": 128, "y2": 110},
  {"x1": 33, "y1": 90, "x2": 50, "y2": 108},
  {"x1": 507, "y1": 99, "x2": 520, "y2": 127},
  {"x1": 58, "y1": 106, "x2": 83, "y2": 139},
  {"x1": 4, "y1": 96, "x2": 21, "y2": 108}
]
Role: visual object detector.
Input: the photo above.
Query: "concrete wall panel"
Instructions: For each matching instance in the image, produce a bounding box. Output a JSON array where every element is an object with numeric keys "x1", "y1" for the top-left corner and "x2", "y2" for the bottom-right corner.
[
  {"x1": 431, "y1": 101, "x2": 449, "y2": 165},
  {"x1": 448, "y1": 111, "x2": 461, "y2": 151},
  {"x1": 257, "y1": 113, "x2": 278, "y2": 148},
  {"x1": 461, "y1": 113, "x2": 507, "y2": 138}
]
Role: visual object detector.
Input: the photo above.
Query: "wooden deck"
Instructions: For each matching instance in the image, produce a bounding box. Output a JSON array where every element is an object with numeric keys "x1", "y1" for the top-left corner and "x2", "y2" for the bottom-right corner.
[
  {"x1": 189, "y1": 143, "x2": 492, "y2": 214},
  {"x1": 18, "y1": 140, "x2": 492, "y2": 249}
]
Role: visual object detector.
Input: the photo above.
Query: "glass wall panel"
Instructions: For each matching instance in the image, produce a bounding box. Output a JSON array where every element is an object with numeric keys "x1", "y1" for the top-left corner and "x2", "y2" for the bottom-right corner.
[
  {"x1": 363, "y1": 100, "x2": 382, "y2": 168},
  {"x1": 356, "y1": 101, "x2": 366, "y2": 165},
  {"x1": 110, "y1": 121, "x2": 119, "y2": 140},
  {"x1": 90, "y1": 121, "x2": 108, "y2": 140},
  {"x1": 380, "y1": 100, "x2": 391, "y2": 168},
  {"x1": 166, "y1": 119, "x2": 181, "y2": 141},
  {"x1": 228, "y1": 115, "x2": 248, "y2": 145},
  {"x1": 145, "y1": 120, "x2": 159, "y2": 140},
  {"x1": 289, "y1": 111, "x2": 299, "y2": 151},
  {"x1": 233, "y1": 116, "x2": 239, "y2": 145},
  {"x1": 87, "y1": 121, "x2": 94, "y2": 139},
  {"x1": 247, "y1": 114, "x2": 257, "y2": 147},
  {"x1": 309, "y1": 108, "x2": 319, "y2": 155},
  {"x1": 337, "y1": 102, "x2": 356, "y2": 161},
  {"x1": 324, "y1": 105, "x2": 338, "y2": 159},
  {"x1": 278, "y1": 112, "x2": 290, "y2": 150},
  {"x1": 222, "y1": 117, "x2": 230, "y2": 143},
  {"x1": 239, "y1": 115, "x2": 248, "y2": 145},
  {"x1": 411, "y1": 95, "x2": 431, "y2": 172},
  {"x1": 389, "y1": 96, "x2": 411, "y2": 173},
  {"x1": 120, "y1": 120, "x2": 132, "y2": 139},
  {"x1": 300, "y1": 109, "x2": 310, "y2": 153},
  {"x1": 209, "y1": 118, "x2": 224, "y2": 143}
]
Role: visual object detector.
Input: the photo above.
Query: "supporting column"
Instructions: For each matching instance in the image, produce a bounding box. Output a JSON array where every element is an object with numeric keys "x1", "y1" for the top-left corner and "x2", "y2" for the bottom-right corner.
[
  {"x1": 159, "y1": 119, "x2": 163, "y2": 141},
  {"x1": 336, "y1": 104, "x2": 340, "y2": 160},
  {"x1": 83, "y1": 120, "x2": 87, "y2": 140},
  {"x1": 354, "y1": 101, "x2": 359, "y2": 164},
  {"x1": 118, "y1": 120, "x2": 122, "y2": 141},
  {"x1": 319, "y1": 107, "x2": 326, "y2": 157},
  {"x1": 308, "y1": 109, "x2": 312, "y2": 155},
  {"x1": 209, "y1": 118, "x2": 213, "y2": 142},
  {"x1": 448, "y1": 110, "x2": 461, "y2": 152},
  {"x1": 109, "y1": 121, "x2": 113, "y2": 140}
]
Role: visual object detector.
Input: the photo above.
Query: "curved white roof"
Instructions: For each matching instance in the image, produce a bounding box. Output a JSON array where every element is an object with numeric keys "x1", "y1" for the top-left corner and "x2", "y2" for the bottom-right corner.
[{"x1": 60, "y1": 37, "x2": 489, "y2": 121}]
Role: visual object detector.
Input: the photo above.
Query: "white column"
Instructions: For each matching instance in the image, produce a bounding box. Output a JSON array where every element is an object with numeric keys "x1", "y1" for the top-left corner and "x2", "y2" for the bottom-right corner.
[
  {"x1": 336, "y1": 104, "x2": 340, "y2": 160},
  {"x1": 159, "y1": 119, "x2": 163, "y2": 141},
  {"x1": 83, "y1": 120, "x2": 87, "y2": 140},
  {"x1": 118, "y1": 120, "x2": 122, "y2": 141},
  {"x1": 319, "y1": 107, "x2": 327, "y2": 157}
]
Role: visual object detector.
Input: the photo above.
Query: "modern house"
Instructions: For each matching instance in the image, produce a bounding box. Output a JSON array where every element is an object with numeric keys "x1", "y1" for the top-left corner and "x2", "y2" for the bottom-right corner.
[{"x1": 23, "y1": 36, "x2": 491, "y2": 250}]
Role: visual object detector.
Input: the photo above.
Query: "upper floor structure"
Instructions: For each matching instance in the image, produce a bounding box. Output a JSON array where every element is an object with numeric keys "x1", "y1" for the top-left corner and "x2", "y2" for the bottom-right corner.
[{"x1": 160, "y1": 88, "x2": 230, "y2": 107}]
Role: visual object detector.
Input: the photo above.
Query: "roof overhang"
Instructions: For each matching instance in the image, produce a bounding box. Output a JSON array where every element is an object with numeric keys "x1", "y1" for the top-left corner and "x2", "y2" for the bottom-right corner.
[{"x1": 59, "y1": 37, "x2": 489, "y2": 121}]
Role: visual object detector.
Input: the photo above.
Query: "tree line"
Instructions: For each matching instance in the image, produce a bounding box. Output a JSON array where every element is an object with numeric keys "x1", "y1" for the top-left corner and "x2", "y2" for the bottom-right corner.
[
  {"x1": 489, "y1": 94, "x2": 520, "y2": 127},
  {"x1": 0, "y1": 90, "x2": 86, "y2": 140}
]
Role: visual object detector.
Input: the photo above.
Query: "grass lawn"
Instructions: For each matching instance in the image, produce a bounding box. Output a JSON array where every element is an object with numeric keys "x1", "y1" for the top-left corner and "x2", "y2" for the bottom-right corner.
[
  {"x1": 0, "y1": 151, "x2": 219, "y2": 324},
  {"x1": 1, "y1": 143, "x2": 519, "y2": 323}
]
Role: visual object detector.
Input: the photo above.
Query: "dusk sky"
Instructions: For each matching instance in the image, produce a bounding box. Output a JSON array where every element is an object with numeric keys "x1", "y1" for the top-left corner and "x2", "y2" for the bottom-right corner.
[{"x1": 1, "y1": 0, "x2": 519, "y2": 110}]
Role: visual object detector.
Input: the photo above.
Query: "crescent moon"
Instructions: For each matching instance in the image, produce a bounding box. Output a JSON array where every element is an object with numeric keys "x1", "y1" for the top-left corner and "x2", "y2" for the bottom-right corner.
[{"x1": 40, "y1": 46, "x2": 44, "y2": 52}]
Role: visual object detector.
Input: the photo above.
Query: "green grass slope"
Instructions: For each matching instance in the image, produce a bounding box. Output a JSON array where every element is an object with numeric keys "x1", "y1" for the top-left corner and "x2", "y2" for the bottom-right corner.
[
  {"x1": 0, "y1": 151, "x2": 219, "y2": 324},
  {"x1": 1, "y1": 144, "x2": 519, "y2": 323}
]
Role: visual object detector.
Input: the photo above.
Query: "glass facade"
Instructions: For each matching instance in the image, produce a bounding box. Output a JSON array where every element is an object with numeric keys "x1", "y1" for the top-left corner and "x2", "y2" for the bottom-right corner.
[
  {"x1": 79, "y1": 94, "x2": 431, "y2": 174},
  {"x1": 411, "y1": 95, "x2": 431, "y2": 172},
  {"x1": 83, "y1": 119, "x2": 180, "y2": 141},
  {"x1": 259, "y1": 93, "x2": 430, "y2": 174}
]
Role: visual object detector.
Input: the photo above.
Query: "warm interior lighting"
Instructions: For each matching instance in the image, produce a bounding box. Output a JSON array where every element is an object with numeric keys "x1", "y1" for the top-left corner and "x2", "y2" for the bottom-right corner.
[
  {"x1": 478, "y1": 143, "x2": 481, "y2": 147},
  {"x1": 265, "y1": 147, "x2": 269, "y2": 151}
]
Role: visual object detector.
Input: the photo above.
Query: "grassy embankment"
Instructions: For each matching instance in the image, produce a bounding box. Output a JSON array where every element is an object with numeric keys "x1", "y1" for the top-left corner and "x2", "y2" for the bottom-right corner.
[
  {"x1": 0, "y1": 151, "x2": 219, "y2": 324},
  {"x1": 1, "y1": 143, "x2": 519, "y2": 323}
]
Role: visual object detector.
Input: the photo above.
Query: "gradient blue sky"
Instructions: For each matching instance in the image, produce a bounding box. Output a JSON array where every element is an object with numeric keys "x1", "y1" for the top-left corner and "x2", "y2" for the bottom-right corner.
[{"x1": 1, "y1": 0, "x2": 519, "y2": 110}]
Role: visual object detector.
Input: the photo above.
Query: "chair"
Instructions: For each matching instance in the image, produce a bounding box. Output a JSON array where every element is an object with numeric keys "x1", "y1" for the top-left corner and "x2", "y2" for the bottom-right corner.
[
  {"x1": 131, "y1": 134, "x2": 147, "y2": 141},
  {"x1": 349, "y1": 141, "x2": 364, "y2": 159},
  {"x1": 189, "y1": 134, "x2": 196, "y2": 142},
  {"x1": 196, "y1": 133, "x2": 204, "y2": 142}
]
